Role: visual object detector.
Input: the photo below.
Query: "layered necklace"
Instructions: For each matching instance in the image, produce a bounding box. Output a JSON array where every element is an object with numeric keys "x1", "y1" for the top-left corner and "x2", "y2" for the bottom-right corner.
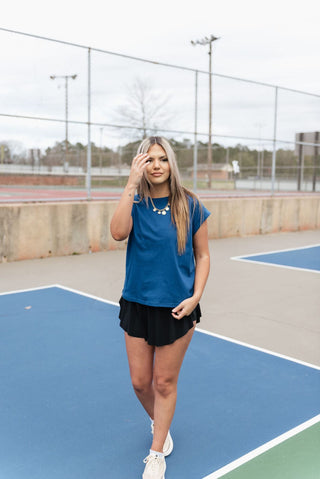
[{"x1": 150, "y1": 197, "x2": 170, "y2": 215}]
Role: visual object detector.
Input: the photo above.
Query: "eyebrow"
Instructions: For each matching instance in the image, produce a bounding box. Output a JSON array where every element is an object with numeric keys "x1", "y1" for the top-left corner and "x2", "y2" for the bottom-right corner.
[{"x1": 148, "y1": 155, "x2": 168, "y2": 159}]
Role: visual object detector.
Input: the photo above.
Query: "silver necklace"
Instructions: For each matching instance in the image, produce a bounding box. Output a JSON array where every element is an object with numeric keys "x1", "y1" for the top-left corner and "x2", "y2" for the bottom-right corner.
[{"x1": 150, "y1": 197, "x2": 170, "y2": 215}]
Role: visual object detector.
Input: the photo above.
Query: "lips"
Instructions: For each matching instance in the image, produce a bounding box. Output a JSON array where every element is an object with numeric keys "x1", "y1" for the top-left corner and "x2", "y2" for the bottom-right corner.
[{"x1": 151, "y1": 173, "x2": 162, "y2": 177}]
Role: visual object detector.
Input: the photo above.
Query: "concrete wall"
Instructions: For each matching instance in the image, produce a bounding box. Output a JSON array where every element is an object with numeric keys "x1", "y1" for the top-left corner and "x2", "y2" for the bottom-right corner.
[{"x1": 1, "y1": 196, "x2": 319, "y2": 262}]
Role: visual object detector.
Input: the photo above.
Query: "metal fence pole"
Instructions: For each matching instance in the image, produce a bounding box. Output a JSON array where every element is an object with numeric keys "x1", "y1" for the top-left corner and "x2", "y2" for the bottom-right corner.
[
  {"x1": 193, "y1": 70, "x2": 198, "y2": 192},
  {"x1": 86, "y1": 47, "x2": 92, "y2": 200},
  {"x1": 271, "y1": 86, "x2": 278, "y2": 195},
  {"x1": 312, "y1": 131, "x2": 319, "y2": 191},
  {"x1": 1, "y1": 28, "x2": 320, "y2": 196},
  {"x1": 65, "y1": 76, "x2": 68, "y2": 172},
  {"x1": 297, "y1": 132, "x2": 304, "y2": 191}
]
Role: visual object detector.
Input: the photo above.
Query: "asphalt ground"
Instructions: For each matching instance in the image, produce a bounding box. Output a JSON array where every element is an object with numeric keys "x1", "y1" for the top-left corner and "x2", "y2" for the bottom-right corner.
[
  {"x1": 1, "y1": 286, "x2": 318, "y2": 479},
  {"x1": 1, "y1": 229, "x2": 319, "y2": 478},
  {"x1": 1, "y1": 229, "x2": 319, "y2": 366}
]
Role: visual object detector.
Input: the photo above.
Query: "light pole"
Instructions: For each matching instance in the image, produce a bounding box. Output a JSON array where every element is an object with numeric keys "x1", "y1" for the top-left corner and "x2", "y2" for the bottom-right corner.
[
  {"x1": 50, "y1": 74, "x2": 77, "y2": 172},
  {"x1": 254, "y1": 122, "x2": 266, "y2": 179},
  {"x1": 191, "y1": 35, "x2": 219, "y2": 188}
]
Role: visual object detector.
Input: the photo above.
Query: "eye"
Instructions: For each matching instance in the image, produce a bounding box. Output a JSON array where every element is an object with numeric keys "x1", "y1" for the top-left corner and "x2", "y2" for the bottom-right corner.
[{"x1": 161, "y1": 158, "x2": 168, "y2": 162}]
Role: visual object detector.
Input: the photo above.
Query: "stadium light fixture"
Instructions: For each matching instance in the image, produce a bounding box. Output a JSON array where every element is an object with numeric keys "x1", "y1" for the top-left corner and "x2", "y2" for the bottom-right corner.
[
  {"x1": 50, "y1": 74, "x2": 78, "y2": 172},
  {"x1": 191, "y1": 35, "x2": 219, "y2": 188}
]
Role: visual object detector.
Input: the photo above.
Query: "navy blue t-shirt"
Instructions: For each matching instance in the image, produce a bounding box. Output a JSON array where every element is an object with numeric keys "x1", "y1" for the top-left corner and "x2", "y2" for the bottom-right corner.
[{"x1": 122, "y1": 195, "x2": 211, "y2": 308}]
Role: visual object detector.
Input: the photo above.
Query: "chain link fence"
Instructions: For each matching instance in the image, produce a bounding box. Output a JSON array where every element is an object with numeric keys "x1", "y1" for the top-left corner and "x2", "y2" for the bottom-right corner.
[{"x1": 0, "y1": 27, "x2": 319, "y2": 199}]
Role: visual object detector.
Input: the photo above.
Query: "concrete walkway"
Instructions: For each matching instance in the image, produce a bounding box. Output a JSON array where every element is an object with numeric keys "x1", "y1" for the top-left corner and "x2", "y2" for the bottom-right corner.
[{"x1": 1, "y1": 229, "x2": 319, "y2": 366}]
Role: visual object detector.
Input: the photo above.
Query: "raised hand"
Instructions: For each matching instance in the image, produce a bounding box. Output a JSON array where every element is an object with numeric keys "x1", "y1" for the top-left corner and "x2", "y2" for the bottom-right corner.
[
  {"x1": 128, "y1": 153, "x2": 150, "y2": 188},
  {"x1": 110, "y1": 153, "x2": 150, "y2": 241}
]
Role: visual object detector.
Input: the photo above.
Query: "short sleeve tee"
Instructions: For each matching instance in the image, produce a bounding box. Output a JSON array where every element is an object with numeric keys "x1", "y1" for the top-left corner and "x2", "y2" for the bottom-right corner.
[{"x1": 121, "y1": 195, "x2": 211, "y2": 308}]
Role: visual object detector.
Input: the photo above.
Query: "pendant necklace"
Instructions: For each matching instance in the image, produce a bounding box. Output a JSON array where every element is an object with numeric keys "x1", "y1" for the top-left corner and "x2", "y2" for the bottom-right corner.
[{"x1": 150, "y1": 197, "x2": 170, "y2": 215}]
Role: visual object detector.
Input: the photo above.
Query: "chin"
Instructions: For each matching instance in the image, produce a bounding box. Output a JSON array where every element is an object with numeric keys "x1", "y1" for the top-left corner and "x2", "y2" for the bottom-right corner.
[{"x1": 149, "y1": 176, "x2": 169, "y2": 185}]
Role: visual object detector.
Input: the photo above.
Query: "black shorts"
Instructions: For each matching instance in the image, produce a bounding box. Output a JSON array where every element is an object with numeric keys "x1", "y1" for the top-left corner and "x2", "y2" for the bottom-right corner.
[{"x1": 119, "y1": 297, "x2": 201, "y2": 347}]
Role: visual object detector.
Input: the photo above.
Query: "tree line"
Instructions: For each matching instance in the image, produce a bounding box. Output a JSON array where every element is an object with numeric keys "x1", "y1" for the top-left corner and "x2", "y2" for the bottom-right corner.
[{"x1": 1, "y1": 138, "x2": 319, "y2": 179}]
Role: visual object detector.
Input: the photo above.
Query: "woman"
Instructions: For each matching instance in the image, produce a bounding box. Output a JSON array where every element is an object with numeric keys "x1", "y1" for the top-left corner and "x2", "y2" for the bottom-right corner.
[{"x1": 110, "y1": 136, "x2": 210, "y2": 479}]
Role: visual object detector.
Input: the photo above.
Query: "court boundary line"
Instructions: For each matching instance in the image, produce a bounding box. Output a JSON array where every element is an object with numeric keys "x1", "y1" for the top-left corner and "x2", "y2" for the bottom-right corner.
[
  {"x1": 231, "y1": 260, "x2": 320, "y2": 274},
  {"x1": 202, "y1": 414, "x2": 320, "y2": 479},
  {"x1": 0, "y1": 283, "x2": 119, "y2": 305},
  {"x1": 196, "y1": 328, "x2": 320, "y2": 371},
  {"x1": 232, "y1": 243, "x2": 320, "y2": 257},
  {"x1": 0, "y1": 284, "x2": 59, "y2": 297},
  {"x1": 1, "y1": 284, "x2": 319, "y2": 371},
  {"x1": 231, "y1": 244, "x2": 320, "y2": 274},
  {"x1": 55, "y1": 284, "x2": 120, "y2": 306},
  {"x1": 1, "y1": 284, "x2": 320, "y2": 478}
]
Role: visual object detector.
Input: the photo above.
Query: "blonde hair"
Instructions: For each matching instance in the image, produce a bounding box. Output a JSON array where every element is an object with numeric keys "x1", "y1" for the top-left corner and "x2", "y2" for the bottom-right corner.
[{"x1": 136, "y1": 136, "x2": 200, "y2": 254}]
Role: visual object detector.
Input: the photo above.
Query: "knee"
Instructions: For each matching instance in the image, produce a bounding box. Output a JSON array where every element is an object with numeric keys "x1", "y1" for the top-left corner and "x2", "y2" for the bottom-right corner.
[
  {"x1": 131, "y1": 376, "x2": 152, "y2": 395},
  {"x1": 154, "y1": 375, "x2": 176, "y2": 398}
]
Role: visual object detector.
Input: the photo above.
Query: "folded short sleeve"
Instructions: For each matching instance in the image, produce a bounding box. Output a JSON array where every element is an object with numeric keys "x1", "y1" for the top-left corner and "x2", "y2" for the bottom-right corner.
[{"x1": 190, "y1": 197, "x2": 211, "y2": 235}]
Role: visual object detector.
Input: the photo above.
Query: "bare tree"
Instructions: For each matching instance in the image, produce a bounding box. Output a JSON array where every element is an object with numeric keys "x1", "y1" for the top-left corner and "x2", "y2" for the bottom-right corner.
[
  {"x1": 115, "y1": 77, "x2": 172, "y2": 139},
  {"x1": 0, "y1": 141, "x2": 27, "y2": 164}
]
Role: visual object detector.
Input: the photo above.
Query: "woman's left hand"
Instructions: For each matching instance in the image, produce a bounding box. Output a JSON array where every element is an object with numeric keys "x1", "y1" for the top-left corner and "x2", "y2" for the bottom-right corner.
[{"x1": 172, "y1": 296, "x2": 199, "y2": 320}]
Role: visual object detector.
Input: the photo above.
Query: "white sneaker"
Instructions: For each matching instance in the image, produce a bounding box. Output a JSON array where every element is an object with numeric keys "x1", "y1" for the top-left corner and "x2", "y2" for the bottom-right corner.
[
  {"x1": 150, "y1": 422, "x2": 174, "y2": 457},
  {"x1": 142, "y1": 454, "x2": 166, "y2": 479},
  {"x1": 162, "y1": 430, "x2": 173, "y2": 457}
]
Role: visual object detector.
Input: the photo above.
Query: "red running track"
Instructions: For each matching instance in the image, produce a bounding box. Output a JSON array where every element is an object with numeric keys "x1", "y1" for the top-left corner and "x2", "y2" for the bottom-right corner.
[{"x1": 0, "y1": 186, "x2": 318, "y2": 203}]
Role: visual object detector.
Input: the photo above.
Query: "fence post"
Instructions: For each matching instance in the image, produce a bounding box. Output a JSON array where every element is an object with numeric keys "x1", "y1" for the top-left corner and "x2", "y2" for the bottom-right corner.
[
  {"x1": 297, "y1": 132, "x2": 304, "y2": 191},
  {"x1": 271, "y1": 86, "x2": 278, "y2": 195},
  {"x1": 312, "y1": 131, "x2": 319, "y2": 192},
  {"x1": 86, "y1": 47, "x2": 92, "y2": 200},
  {"x1": 193, "y1": 70, "x2": 198, "y2": 192}
]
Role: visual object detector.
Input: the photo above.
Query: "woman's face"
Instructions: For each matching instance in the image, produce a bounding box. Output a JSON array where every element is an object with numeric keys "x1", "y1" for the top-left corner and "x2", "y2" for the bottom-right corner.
[{"x1": 145, "y1": 143, "x2": 171, "y2": 188}]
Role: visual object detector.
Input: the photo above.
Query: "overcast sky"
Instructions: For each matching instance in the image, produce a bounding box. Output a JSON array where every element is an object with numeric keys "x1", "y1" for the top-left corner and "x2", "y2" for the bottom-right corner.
[{"x1": 1, "y1": 0, "x2": 319, "y2": 151}]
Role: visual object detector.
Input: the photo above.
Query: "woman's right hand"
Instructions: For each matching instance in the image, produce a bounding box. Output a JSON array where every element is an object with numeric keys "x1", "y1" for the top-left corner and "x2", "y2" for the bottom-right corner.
[
  {"x1": 128, "y1": 153, "x2": 150, "y2": 188},
  {"x1": 110, "y1": 153, "x2": 149, "y2": 241}
]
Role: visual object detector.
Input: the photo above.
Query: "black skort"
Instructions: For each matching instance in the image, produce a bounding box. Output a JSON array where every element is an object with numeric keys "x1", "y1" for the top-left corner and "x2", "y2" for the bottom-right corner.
[{"x1": 119, "y1": 296, "x2": 201, "y2": 347}]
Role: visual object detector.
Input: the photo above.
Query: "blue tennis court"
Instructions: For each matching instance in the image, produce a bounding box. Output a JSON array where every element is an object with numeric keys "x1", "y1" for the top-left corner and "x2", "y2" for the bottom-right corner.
[
  {"x1": 231, "y1": 244, "x2": 320, "y2": 273},
  {"x1": 0, "y1": 285, "x2": 319, "y2": 478}
]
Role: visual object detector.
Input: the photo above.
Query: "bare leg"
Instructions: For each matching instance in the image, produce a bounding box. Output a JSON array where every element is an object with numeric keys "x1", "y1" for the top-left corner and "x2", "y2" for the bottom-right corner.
[
  {"x1": 124, "y1": 332, "x2": 155, "y2": 419},
  {"x1": 151, "y1": 324, "x2": 196, "y2": 452}
]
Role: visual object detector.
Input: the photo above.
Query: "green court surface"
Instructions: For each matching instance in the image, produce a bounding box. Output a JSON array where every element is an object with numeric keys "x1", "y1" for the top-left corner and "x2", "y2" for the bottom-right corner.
[{"x1": 219, "y1": 421, "x2": 320, "y2": 479}]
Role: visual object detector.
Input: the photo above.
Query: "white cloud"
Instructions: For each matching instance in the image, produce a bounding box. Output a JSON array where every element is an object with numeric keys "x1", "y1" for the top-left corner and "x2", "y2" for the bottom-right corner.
[{"x1": 0, "y1": 0, "x2": 319, "y2": 150}]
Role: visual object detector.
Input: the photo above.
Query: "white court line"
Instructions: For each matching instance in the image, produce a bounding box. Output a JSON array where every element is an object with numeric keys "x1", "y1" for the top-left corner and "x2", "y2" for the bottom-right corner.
[
  {"x1": 231, "y1": 243, "x2": 320, "y2": 274},
  {"x1": 0, "y1": 284, "x2": 319, "y2": 371},
  {"x1": 231, "y1": 258, "x2": 320, "y2": 274},
  {"x1": 0, "y1": 284, "x2": 59, "y2": 296},
  {"x1": 55, "y1": 284, "x2": 120, "y2": 306},
  {"x1": 1, "y1": 284, "x2": 319, "y2": 478},
  {"x1": 232, "y1": 243, "x2": 320, "y2": 259},
  {"x1": 54, "y1": 286, "x2": 320, "y2": 370},
  {"x1": 196, "y1": 328, "x2": 320, "y2": 371},
  {"x1": 0, "y1": 283, "x2": 119, "y2": 306},
  {"x1": 202, "y1": 414, "x2": 320, "y2": 479}
]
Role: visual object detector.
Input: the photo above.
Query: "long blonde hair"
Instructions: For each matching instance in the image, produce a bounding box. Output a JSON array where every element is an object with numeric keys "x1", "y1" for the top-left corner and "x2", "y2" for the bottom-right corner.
[{"x1": 136, "y1": 136, "x2": 199, "y2": 254}]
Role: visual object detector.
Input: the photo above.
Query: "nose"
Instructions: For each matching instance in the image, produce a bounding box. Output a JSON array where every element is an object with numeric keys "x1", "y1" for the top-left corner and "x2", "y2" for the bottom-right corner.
[{"x1": 153, "y1": 159, "x2": 160, "y2": 169}]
